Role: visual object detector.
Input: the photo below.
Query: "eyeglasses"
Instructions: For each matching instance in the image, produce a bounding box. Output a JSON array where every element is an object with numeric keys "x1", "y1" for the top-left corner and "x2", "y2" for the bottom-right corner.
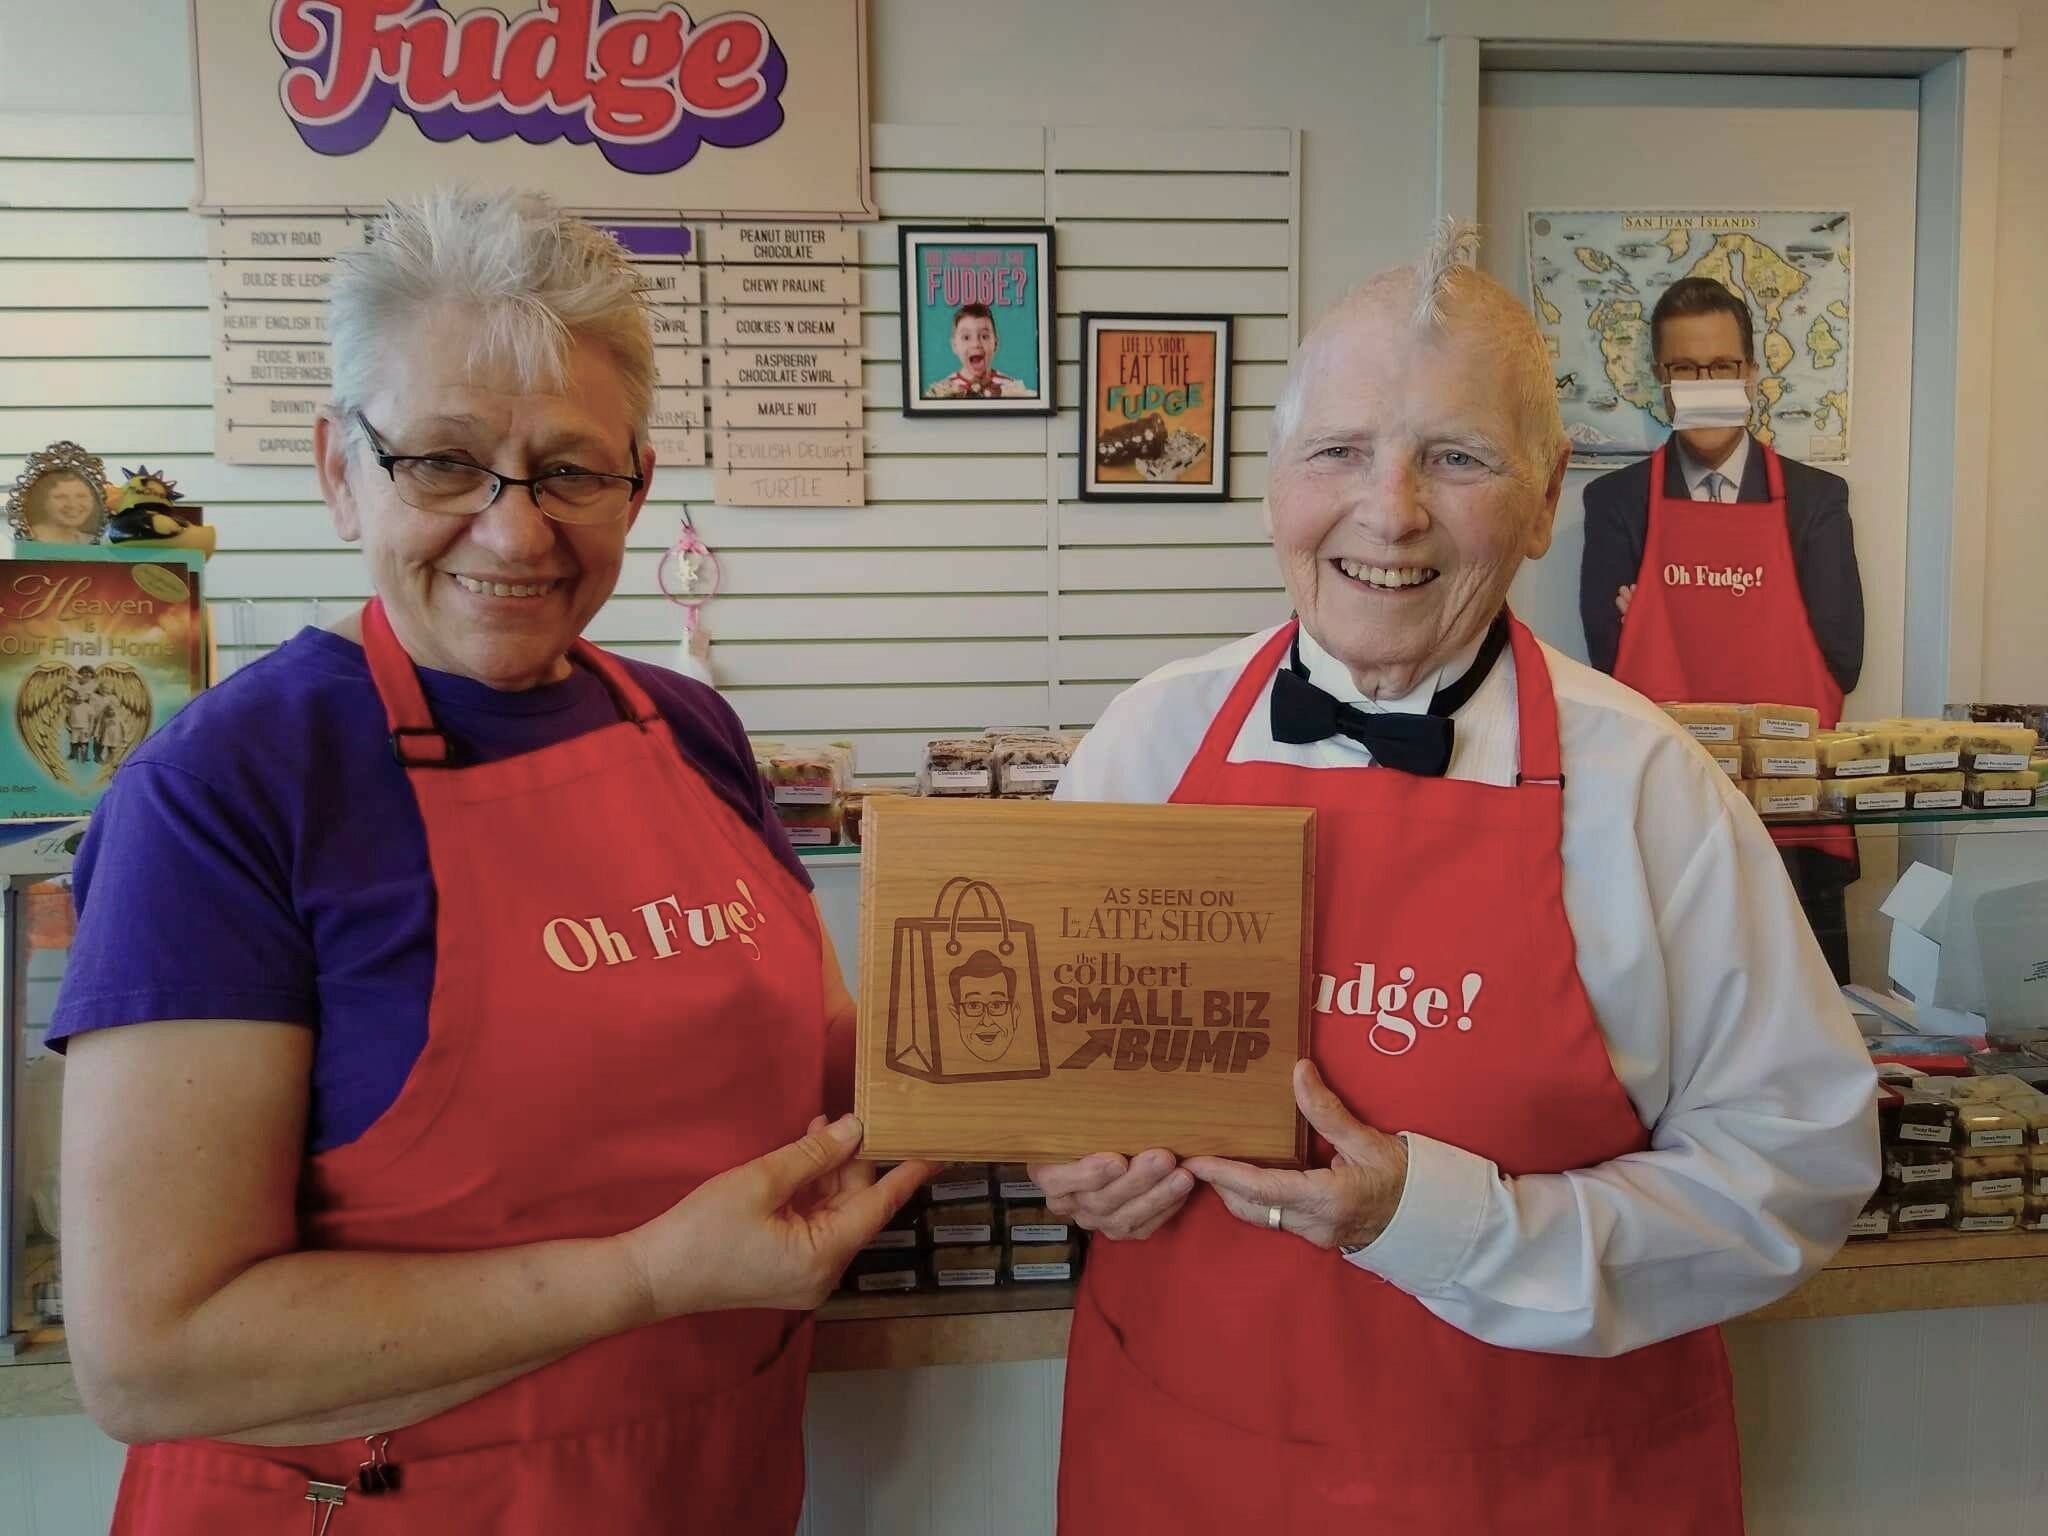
[
  {"x1": 1656, "y1": 360, "x2": 1750, "y2": 382},
  {"x1": 958, "y1": 999, "x2": 1013, "y2": 1019},
  {"x1": 356, "y1": 413, "x2": 644, "y2": 525}
]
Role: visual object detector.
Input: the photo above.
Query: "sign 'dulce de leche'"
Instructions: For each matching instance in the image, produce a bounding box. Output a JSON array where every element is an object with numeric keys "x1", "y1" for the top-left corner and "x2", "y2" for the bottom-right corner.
[{"x1": 856, "y1": 799, "x2": 1315, "y2": 1165}]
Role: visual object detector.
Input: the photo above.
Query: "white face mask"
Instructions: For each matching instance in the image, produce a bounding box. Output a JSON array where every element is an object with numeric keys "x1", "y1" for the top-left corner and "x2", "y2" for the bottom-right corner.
[{"x1": 1667, "y1": 377, "x2": 1752, "y2": 430}]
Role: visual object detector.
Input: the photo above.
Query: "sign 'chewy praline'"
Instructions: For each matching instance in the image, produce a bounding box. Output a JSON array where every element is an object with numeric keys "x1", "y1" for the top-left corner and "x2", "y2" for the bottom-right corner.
[{"x1": 856, "y1": 799, "x2": 1315, "y2": 1166}]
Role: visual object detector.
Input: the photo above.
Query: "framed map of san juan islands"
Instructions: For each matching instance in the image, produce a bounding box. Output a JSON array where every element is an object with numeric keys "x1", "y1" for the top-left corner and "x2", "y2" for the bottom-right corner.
[{"x1": 855, "y1": 799, "x2": 1315, "y2": 1166}]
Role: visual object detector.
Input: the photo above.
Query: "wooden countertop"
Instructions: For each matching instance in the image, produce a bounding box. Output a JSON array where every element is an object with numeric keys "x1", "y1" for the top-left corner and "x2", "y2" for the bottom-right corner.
[{"x1": 9, "y1": 1235, "x2": 2048, "y2": 1418}]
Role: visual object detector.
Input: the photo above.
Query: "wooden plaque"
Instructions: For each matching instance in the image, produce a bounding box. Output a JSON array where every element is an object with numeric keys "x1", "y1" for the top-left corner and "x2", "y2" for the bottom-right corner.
[{"x1": 855, "y1": 799, "x2": 1315, "y2": 1166}]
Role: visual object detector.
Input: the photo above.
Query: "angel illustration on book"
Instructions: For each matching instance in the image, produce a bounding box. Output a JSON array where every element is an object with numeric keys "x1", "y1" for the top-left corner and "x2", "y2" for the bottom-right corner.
[{"x1": 16, "y1": 661, "x2": 152, "y2": 789}]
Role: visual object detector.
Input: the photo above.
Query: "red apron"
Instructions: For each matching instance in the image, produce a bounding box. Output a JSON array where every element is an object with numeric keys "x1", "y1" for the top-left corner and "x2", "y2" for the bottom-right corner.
[
  {"x1": 1612, "y1": 442, "x2": 1851, "y2": 861},
  {"x1": 111, "y1": 599, "x2": 828, "y2": 1534},
  {"x1": 1057, "y1": 616, "x2": 1743, "y2": 1535}
]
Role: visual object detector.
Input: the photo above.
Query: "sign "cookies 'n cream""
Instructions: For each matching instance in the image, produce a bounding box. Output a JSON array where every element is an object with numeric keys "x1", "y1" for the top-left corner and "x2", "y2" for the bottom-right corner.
[{"x1": 856, "y1": 799, "x2": 1315, "y2": 1165}]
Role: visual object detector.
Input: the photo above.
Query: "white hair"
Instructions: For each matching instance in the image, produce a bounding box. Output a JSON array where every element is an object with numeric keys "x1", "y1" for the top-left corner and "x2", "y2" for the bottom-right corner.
[
  {"x1": 1267, "y1": 216, "x2": 1561, "y2": 470},
  {"x1": 327, "y1": 187, "x2": 655, "y2": 437}
]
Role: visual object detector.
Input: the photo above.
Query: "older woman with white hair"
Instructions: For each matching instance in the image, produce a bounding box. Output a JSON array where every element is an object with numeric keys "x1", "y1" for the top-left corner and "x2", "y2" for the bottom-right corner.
[
  {"x1": 52, "y1": 189, "x2": 926, "y2": 1534},
  {"x1": 1032, "y1": 225, "x2": 1879, "y2": 1533}
]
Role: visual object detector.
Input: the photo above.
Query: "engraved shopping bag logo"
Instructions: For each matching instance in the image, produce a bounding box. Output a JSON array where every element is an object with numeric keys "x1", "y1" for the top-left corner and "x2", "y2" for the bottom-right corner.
[{"x1": 886, "y1": 878, "x2": 1050, "y2": 1084}]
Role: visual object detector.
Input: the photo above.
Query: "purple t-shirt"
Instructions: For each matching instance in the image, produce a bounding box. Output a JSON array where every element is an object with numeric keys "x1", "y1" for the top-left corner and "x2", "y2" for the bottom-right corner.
[{"x1": 50, "y1": 628, "x2": 808, "y2": 1153}]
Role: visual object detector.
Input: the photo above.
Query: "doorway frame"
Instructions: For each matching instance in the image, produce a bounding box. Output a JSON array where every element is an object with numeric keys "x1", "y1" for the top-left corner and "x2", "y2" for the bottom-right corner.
[{"x1": 1428, "y1": 0, "x2": 2018, "y2": 711}]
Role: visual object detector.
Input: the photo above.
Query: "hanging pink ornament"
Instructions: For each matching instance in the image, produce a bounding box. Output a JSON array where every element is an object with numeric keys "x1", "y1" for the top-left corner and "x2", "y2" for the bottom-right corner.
[{"x1": 657, "y1": 508, "x2": 722, "y2": 685}]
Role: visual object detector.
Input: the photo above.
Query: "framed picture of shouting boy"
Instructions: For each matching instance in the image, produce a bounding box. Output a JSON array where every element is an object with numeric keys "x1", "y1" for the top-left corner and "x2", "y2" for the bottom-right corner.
[{"x1": 898, "y1": 225, "x2": 1054, "y2": 417}]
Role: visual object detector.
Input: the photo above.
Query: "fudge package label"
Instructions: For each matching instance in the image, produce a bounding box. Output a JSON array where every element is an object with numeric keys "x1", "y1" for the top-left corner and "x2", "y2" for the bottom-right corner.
[
  {"x1": 858, "y1": 798, "x2": 1314, "y2": 1165},
  {"x1": 0, "y1": 559, "x2": 205, "y2": 820}
]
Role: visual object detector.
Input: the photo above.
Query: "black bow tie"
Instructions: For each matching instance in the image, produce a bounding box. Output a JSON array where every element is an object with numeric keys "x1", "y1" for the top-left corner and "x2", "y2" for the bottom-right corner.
[{"x1": 1269, "y1": 612, "x2": 1509, "y2": 777}]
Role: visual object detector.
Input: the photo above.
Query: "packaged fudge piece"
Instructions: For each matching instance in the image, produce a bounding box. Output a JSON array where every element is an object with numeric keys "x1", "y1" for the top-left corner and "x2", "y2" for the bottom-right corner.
[
  {"x1": 1007, "y1": 1243, "x2": 1079, "y2": 1282},
  {"x1": 931, "y1": 1244, "x2": 1001, "y2": 1288},
  {"x1": 1002, "y1": 1205, "x2": 1072, "y2": 1244},
  {"x1": 1006, "y1": 1240, "x2": 1079, "y2": 1282},
  {"x1": 775, "y1": 801, "x2": 842, "y2": 847},
  {"x1": 1957, "y1": 1187, "x2": 2025, "y2": 1230},
  {"x1": 1957, "y1": 1103, "x2": 2027, "y2": 1151},
  {"x1": 1957, "y1": 1149, "x2": 2027, "y2": 1180},
  {"x1": 1949, "y1": 1073, "x2": 2032, "y2": 1105},
  {"x1": 1745, "y1": 777, "x2": 1820, "y2": 817},
  {"x1": 1739, "y1": 703, "x2": 1821, "y2": 741},
  {"x1": 1958, "y1": 723, "x2": 2039, "y2": 772},
  {"x1": 1965, "y1": 769, "x2": 2040, "y2": 810},
  {"x1": 841, "y1": 1249, "x2": 926, "y2": 1294},
  {"x1": 992, "y1": 733, "x2": 1071, "y2": 798},
  {"x1": 995, "y1": 1163, "x2": 1046, "y2": 1201},
  {"x1": 1815, "y1": 772, "x2": 1965, "y2": 815},
  {"x1": 921, "y1": 736, "x2": 994, "y2": 797},
  {"x1": 1702, "y1": 742, "x2": 1743, "y2": 779},
  {"x1": 1881, "y1": 722, "x2": 1966, "y2": 774},
  {"x1": 1876, "y1": 1082, "x2": 1904, "y2": 1142},
  {"x1": 842, "y1": 783, "x2": 915, "y2": 846},
  {"x1": 764, "y1": 744, "x2": 851, "y2": 804},
  {"x1": 861, "y1": 1201, "x2": 925, "y2": 1253},
  {"x1": 926, "y1": 1164, "x2": 993, "y2": 1203},
  {"x1": 924, "y1": 1201, "x2": 996, "y2": 1246},
  {"x1": 1894, "y1": 1197, "x2": 1955, "y2": 1232},
  {"x1": 2028, "y1": 1197, "x2": 2048, "y2": 1232},
  {"x1": 1740, "y1": 739, "x2": 1820, "y2": 778},
  {"x1": 1815, "y1": 731, "x2": 1890, "y2": 778},
  {"x1": 1999, "y1": 1090, "x2": 2048, "y2": 1144},
  {"x1": 1894, "y1": 1094, "x2": 1959, "y2": 1146},
  {"x1": 1882, "y1": 1145, "x2": 1956, "y2": 1196},
  {"x1": 1662, "y1": 703, "x2": 1743, "y2": 744},
  {"x1": 1848, "y1": 1193, "x2": 1894, "y2": 1241}
]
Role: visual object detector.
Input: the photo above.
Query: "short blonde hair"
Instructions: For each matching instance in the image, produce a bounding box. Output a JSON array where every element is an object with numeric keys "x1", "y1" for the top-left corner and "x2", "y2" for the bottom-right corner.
[{"x1": 327, "y1": 187, "x2": 655, "y2": 436}]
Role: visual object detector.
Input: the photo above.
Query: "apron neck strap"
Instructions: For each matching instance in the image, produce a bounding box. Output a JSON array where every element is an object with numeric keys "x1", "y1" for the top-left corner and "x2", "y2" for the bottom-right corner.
[
  {"x1": 1759, "y1": 441, "x2": 1785, "y2": 501},
  {"x1": 1506, "y1": 613, "x2": 1565, "y2": 788},
  {"x1": 361, "y1": 598, "x2": 663, "y2": 770}
]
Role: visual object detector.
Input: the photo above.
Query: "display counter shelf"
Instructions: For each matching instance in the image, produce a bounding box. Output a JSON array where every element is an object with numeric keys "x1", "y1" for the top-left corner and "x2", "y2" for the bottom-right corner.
[{"x1": 8, "y1": 1234, "x2": 2046, "y2": 1416}]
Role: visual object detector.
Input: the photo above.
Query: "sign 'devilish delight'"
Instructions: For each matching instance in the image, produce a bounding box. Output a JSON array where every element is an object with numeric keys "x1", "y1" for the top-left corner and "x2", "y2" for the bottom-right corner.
[
  {"x1": 188, "y1": 1, "x2": 875, "y2": 216},
  {"x1": 856, "y1": 798, "x2": 1315, "y2": 1166}
]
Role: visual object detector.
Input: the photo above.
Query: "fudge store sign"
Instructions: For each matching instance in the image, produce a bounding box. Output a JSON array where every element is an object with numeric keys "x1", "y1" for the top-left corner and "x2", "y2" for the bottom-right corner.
[{"x1": 189, "y1": 1, "x2": 875, "y2": 216}]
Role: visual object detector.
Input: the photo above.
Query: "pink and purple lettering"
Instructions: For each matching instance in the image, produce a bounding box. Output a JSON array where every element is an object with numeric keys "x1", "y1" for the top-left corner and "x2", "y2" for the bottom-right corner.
[{"x1": 271, "y1": 0, "x2": 787, "y2": 174}]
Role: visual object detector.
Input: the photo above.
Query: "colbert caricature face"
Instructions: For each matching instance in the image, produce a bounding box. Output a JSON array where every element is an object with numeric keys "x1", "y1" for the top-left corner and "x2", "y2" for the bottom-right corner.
[{"x1": 950, "y1": 952, "x2": 1018, "y2": 1063}]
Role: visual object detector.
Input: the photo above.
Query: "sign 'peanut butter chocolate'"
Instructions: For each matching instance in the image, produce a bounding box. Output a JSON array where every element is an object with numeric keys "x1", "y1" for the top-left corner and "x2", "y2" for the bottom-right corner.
[{"x1": 856, "y1": 799, "x2": 1315, "y2": 1165}]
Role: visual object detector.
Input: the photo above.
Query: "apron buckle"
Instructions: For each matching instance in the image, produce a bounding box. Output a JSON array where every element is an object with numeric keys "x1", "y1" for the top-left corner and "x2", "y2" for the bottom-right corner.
[{"x1": 390, "y1": 727, "x2": 460, "y2": 768}]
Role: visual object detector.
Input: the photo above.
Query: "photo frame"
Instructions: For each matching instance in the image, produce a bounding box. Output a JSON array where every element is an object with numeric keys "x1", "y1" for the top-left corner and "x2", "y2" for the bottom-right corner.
[
  {"x1": 7, "y1": 442, "x2": 109, "y2": 546},
  {"x1": 898, "y1": 225, "x2": 1054, "y2": 417},
  {"x1": 1078, "y1": 314, "x2": 1233, "y2": 502}
]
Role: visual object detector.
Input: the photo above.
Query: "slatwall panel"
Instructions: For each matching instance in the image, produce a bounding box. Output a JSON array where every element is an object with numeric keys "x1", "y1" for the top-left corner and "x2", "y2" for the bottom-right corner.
[{"x1": 0, "y1": 116, "x2": 1297, "y2": 780}]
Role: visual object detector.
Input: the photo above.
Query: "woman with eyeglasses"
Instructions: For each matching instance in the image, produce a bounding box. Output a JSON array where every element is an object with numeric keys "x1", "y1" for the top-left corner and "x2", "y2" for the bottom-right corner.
[
  {"x1": 1579, "y1": 275, "x2": 1865, "y2": 984},
  {"x1": 52, "y1": 189, "x2": 928, "y2": 1535}
]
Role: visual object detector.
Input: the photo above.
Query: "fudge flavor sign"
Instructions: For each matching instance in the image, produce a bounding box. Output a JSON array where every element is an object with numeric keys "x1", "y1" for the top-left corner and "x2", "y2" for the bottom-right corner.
[
  {"x1": 1079, "y1": 313, "x2": 1233, "y2": 501},
  {"x1": 187, "y1": 0, "x2": 875, "y2": 217},
  {"x1": 857, "y1": 799, "x2": 1313, "y2": 1165}
]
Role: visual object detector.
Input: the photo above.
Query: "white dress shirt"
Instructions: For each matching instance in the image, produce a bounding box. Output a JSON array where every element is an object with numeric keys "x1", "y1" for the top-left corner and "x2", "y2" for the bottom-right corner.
[
  {"x1": 1058, "y1": 623, "x2": 1879, "y2": 1358},
  {"x1": 1675, "y1": 433, "x2": 1751, "y2": 503}
]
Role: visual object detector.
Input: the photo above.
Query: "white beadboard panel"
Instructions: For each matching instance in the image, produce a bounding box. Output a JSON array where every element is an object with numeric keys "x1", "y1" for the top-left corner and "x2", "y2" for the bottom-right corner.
[
  {"x1": 0, "y1": 115, "x2": 1296, "y2": 740},
  {"x1": 1058, "y1": 501, "x2": 1269, "y2": 545},
  {"x1": 1052, "y1": 172, "x2": 1292, "y2": 222},
  {"x1": 1051, "y1": 127, "x2": 1291, "y2": 175},
  {"x1": 0, "y1": 159, "x2": 194, "y2": 208},
  {"x1": 1032, "y1": 220, "x2": 1289, "y2": 269},
  {"x1": 871, "y1": 123, "x2": 1044, "y2": 172},
  {"x1": 869, "y1": 170, "x2": 1047, "y2": 220},
  {"x1": 1052, "y1": 681, "x2": 1128, "y2": 725},
  {"x1": 0, "y1": 309, "x2": 210, "y2": 357},
  {"x1": 1060, "y1": 635, "x2": 1243, "y2": 681},
  {"x1": 1060, "y1": 590, "x2": 1289, "y2": 637},
  {"x1": 706, "y1": 639, "x2": 1050, "y2": 688},
  {"x1": 0, "y1": 357, "x2": 211, "y2": 406},
  {"x1": 0, "y1": 209, "x2": 207, "y2": 258},
  {"x1": 726, "y1": 684, "x2": 1051, "y2": 734},
  {"x1": 0, "y1": 260, "x2": 207, "y2": 310},
  {"x1": 2, "y1": 112, "x2": 190, "y2": 159},
  {"x1": 1060, "y1": 545, "x2": 1280, "y2": 591}
]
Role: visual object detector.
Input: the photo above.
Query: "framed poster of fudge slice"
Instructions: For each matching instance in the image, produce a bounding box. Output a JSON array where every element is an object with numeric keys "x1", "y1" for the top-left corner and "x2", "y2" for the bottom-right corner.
[
  {"x1": 898, "y1": 224, "x2": 1055, "y2": 417},
  {"x1": 1078, "y1": 313, "x2": 1232, "y2": 501}
]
